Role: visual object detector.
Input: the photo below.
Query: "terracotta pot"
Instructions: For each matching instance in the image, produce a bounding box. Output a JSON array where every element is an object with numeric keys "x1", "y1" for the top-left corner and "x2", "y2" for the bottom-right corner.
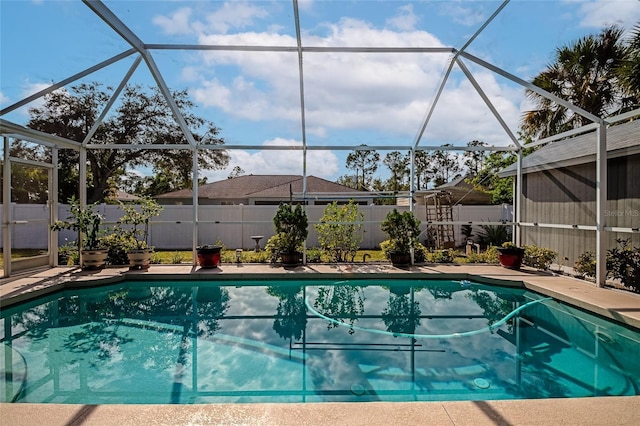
[
  {"x1": 197, "y1": 245, "x2": 222, "y2": 268},
  {"x1": 497, "y1": 247, "x2": 525, "y2": 269}
]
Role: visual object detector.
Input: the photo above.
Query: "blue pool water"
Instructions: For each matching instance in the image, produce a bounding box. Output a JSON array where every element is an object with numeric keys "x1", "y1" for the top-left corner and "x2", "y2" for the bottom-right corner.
[{"x1": 1, "y1": 279, "x2": 639, "y2": 404}]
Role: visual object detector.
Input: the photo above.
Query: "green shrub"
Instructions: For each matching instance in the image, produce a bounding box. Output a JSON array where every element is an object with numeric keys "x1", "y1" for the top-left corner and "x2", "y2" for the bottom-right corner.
[
  {"x1": 381, "y1": 209, "x2": 421, "y2": 256},
  {"x1": 413, "y1": 243, "x2": 427, "y2": 263},
  {"x1": 607, "y1": 239, "x2": 640, "y2": 292},
  {"x1": 380, "y1": 240, "x2": 427, "y2": 263},
  {"x1": 265, "y1": 234, "x2": 284, "y2": 263},
  {"x1": 477, "y1": 224, "x2": 511, "y2": 246},
  {"x1": 429, "y1": 249, "x2": 455, "y2": 263},
  {"x1": 484, "y1": 246, "x2": 500, "y2": 264},
  {"x1": 273, "y1": 203, "x2": 308, "y2": 254},
  {"x1": 575, "y1": 251, "x2": 596, "y2": 278},
  {"x1": 465, "y1": 248, "x2": 499, "y2": 264},
  {"x1": 523, "y1": 245, "x2": 557, "y2": 270},
  {"x1": 315, "y1": 200, "x2": 364, "y2": 262},
  {"x1": 58, "y1": 240, "x2": 79, "y2": 265},
  {"x1": 101, "y1": 233, "x2": 136, "y2": 265},
  {"x1": 306, "y1": 247, "x2": 324, "y2": 263}
]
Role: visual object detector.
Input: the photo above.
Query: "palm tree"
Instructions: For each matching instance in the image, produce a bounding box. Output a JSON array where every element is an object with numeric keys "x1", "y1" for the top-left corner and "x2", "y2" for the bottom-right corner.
[
  {"x1": 521, "y1": 25, "x2": 628, "y2": 139},
  {"x1": 616, "y1": 22, "x2": 640, "y2": 110}
]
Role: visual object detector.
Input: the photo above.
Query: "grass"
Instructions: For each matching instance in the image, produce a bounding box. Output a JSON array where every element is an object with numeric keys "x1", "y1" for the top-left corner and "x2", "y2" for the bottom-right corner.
[
  {"x1": 154, "y1": 249, "x2": 389, "y2": 264},
  {"x1": 1, "y1": 248, "x2": 497, "y2": 267}
]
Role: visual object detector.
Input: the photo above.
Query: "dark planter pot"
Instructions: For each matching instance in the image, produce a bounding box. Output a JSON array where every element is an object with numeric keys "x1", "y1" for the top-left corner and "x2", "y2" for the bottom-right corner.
[
  {"x1": 280, "y1": 251, "x2": 301, "y2": 265},
  {"x1": 497, "y1": 247, "x2": 525, "y2": 269},
  {"x1": 389, "y1": 251, "x2": 411, "y2": 266},
  {"x1": 197, "y1": 245, "x2": 222, "y2": 268}
]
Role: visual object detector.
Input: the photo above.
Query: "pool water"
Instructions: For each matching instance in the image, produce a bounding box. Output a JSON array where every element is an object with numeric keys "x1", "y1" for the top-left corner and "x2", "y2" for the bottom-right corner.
[{"x1": 1, "y1": 279, "x2": 639, "y2": 404}]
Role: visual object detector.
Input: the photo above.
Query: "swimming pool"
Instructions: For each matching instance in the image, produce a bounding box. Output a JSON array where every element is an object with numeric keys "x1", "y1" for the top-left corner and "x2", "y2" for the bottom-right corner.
[{"x1": 1, "y1": 278, "x2": 639, "y2": 404}]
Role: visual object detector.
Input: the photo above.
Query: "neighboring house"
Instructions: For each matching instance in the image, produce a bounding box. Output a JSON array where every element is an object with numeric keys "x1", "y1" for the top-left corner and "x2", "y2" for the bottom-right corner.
[
  {"x1": 498, "y1": 119, "x2": 640, "y2": 268},
  {"x1": 109, "y1": 190, "x2": 140, "y2": 202},
  {"x1": 399, "y1": 174, "x2": 493, "y2": 206},
  {"x1": 156, "y1": 175, "x2": 373, "y2": 205}
]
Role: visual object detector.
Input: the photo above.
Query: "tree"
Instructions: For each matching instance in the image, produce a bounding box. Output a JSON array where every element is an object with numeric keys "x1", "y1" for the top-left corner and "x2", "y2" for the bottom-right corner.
[
  {"x1": 336, "y1": 174, "x2": 359, "y2": 189},
  {"x1": 522, "y1": 25, "x2": 630, "y2": 139},
  {"x1": 383, "y1": 151, "x2": 409, "y2": 192},
  {"x1": 468, "y1": 151, "x2": 517, "y2": 204},
  {"x1": 345, "y1": 145, "x2": 379, "y2": 191},
  {"x1": 414, "y1": 150, "x2": 434, "y2": 190},
  {"x1": 616, "y1": 22, "x2": 640, "y2": 109},
  {"x1": 463, "y1": 140, "x2": 488, "y2": 175},
  {"x1": 27, "y1": 82, "x2": 229, "y2": 203},
  {"x1": 432, "y1": 145, "x2": 461, "y2": 186},
  {"x1": 4, "y1": 141, "x2": 50, "y2": 203},
  {"x1": 228, "y1": 166, "x2": 245, "y2": 179}
]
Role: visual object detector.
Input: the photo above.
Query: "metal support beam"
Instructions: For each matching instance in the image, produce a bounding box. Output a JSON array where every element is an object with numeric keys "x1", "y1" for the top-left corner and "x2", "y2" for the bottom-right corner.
[
  {"x1": 83, "y1": 1, "x2": 198, "y2": 148},
  {"x1": 455, "y1": 58, "x2": 521, "y2": 148},
  {"x1": 145, "y1": 44, "x2": 455, "y2": 54},
  {"x1": 293, "y1": 0, "x2": 308, "y2": 264},
  {"x1": 412, "y1": 58, "x2": 455, "y2": 150},
  {"x1": 515, "y1": 151, "x2": 522, "y2": 246},
  {"x1": 456, "y1": 1, "x2": 510, "y2": 55},
  {"x1": 595, "y1": 123, "x2": 607, "y2": 287},
  {"x1": 2, "y1": 136, "x2": 11, "y2": 277},
  {"x1": 82, "y1": 55, "x2": 143, "y2": 146},
  {"x1": 459, "y1": 51, "x2": 602, "y2": 125},
  {"x1": 192, "y1": 149, "x2": 199, "y2": 266},
  {"x1": 1, "y1": 119, "x2": 81, "y2": 151},
  {"x1": 50, "y1": 148, "x2": 59, "y2": 267},
  {"x1": 79, "y1": 147, "x2": 87, "y2": 266},
  {"x1": 0, "y1": 49, "x2": 136, "y2": 116}
]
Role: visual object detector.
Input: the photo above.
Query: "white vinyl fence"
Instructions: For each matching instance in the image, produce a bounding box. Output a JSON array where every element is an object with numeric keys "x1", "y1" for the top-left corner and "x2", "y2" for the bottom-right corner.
[{"x1": 1, "y1": 203, "x2": 512, "y2": 251}]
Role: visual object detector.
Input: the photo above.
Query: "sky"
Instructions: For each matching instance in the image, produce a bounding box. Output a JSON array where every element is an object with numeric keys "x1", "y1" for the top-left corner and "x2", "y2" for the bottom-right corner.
[{"x1": 1, "y1": 0, "x2": 640, "y2": 184}]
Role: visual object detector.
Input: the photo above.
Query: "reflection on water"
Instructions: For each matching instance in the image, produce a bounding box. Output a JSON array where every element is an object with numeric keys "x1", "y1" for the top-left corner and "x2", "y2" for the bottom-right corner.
[{"x1": 1, "y1": 279, "x2": 639, "y2": 404}]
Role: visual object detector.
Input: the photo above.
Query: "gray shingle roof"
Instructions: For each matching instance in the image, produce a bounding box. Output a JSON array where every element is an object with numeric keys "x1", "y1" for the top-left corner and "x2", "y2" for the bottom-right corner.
[
  {"x1": 498, "y1": 120, "x2": 640, "y2": 177},
  {"x1": 157, "y1": 175, "x2": 368, "y2": 199}
]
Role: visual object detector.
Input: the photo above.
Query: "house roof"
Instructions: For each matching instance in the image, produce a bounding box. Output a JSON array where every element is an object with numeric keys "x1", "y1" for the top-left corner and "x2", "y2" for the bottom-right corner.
[
  {"x1": 108, "y1": 190, "x2": 140, "y2": 201},
  {"x1": 431, "y1": 174, "x2": 492, "y2": 205},
  {"x1": 498, "y1": 120, "x2": 640, "y2": 177},
  {"x1": 156, "y1": 175, "x2": 369, "y2": 200}
]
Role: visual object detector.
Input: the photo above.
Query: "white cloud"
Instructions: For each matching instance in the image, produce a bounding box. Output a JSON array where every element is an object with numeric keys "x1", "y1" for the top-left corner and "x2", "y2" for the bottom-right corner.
[
  {"x1": 0, "y1": 91, "x2": 8, "y2": 105},
  {"x1": 202, "y1": 138, "x2": 339, "y2": 182},
  {"x1": 154, "y1": 2, "x2": 271, "y2": 36},
  {"x1": 153, "y1": 7, "x2": 193, "y2": 35},
  {"x1": 190, "y1": 22, "x2": 520, "y2": 145},
  {"x1": 168, "y1": 2, "x2": 524, "y2": 174},
  {"x1": 386, "y1": 4, "x2": 419, "y2": 31},
  {"x1": 6, "y1": 81, "x2": 53, "y2": 117},
  {"x1": 575, "y1": 0, "x2": 640, "y2": 30},
  {"x1": 439, "y1": 2, "x2": 487, "y2": 27}
]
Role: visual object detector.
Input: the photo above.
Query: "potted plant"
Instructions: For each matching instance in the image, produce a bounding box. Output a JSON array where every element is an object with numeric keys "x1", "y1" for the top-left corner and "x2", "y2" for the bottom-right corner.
[
  {"x1": 381, "y1": 209, "x2": 421, "y2": 266},
  {"x1": 118, "y1": 196, "x2": 163, "y2": 270},
  {"x1": 51, "y1": 196, "x2": 108, "y2": 270},
  {"x1": 497, "y1": 241, "x2": 525, "y2": 269},
  {"x1": 272, "y1": 203, "x2": 308, "y2": 265}
]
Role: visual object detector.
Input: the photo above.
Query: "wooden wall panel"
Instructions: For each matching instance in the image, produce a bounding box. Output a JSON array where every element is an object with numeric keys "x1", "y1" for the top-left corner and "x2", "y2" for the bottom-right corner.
[{"x1": 520, "y1": 154, "x2": 638, "y2": 269}]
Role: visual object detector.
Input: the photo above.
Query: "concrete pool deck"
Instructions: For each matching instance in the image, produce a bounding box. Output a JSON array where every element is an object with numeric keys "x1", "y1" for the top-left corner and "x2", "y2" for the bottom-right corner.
[{"x1": 1, "y1": 263, "x2": 640, "y2": 425}]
